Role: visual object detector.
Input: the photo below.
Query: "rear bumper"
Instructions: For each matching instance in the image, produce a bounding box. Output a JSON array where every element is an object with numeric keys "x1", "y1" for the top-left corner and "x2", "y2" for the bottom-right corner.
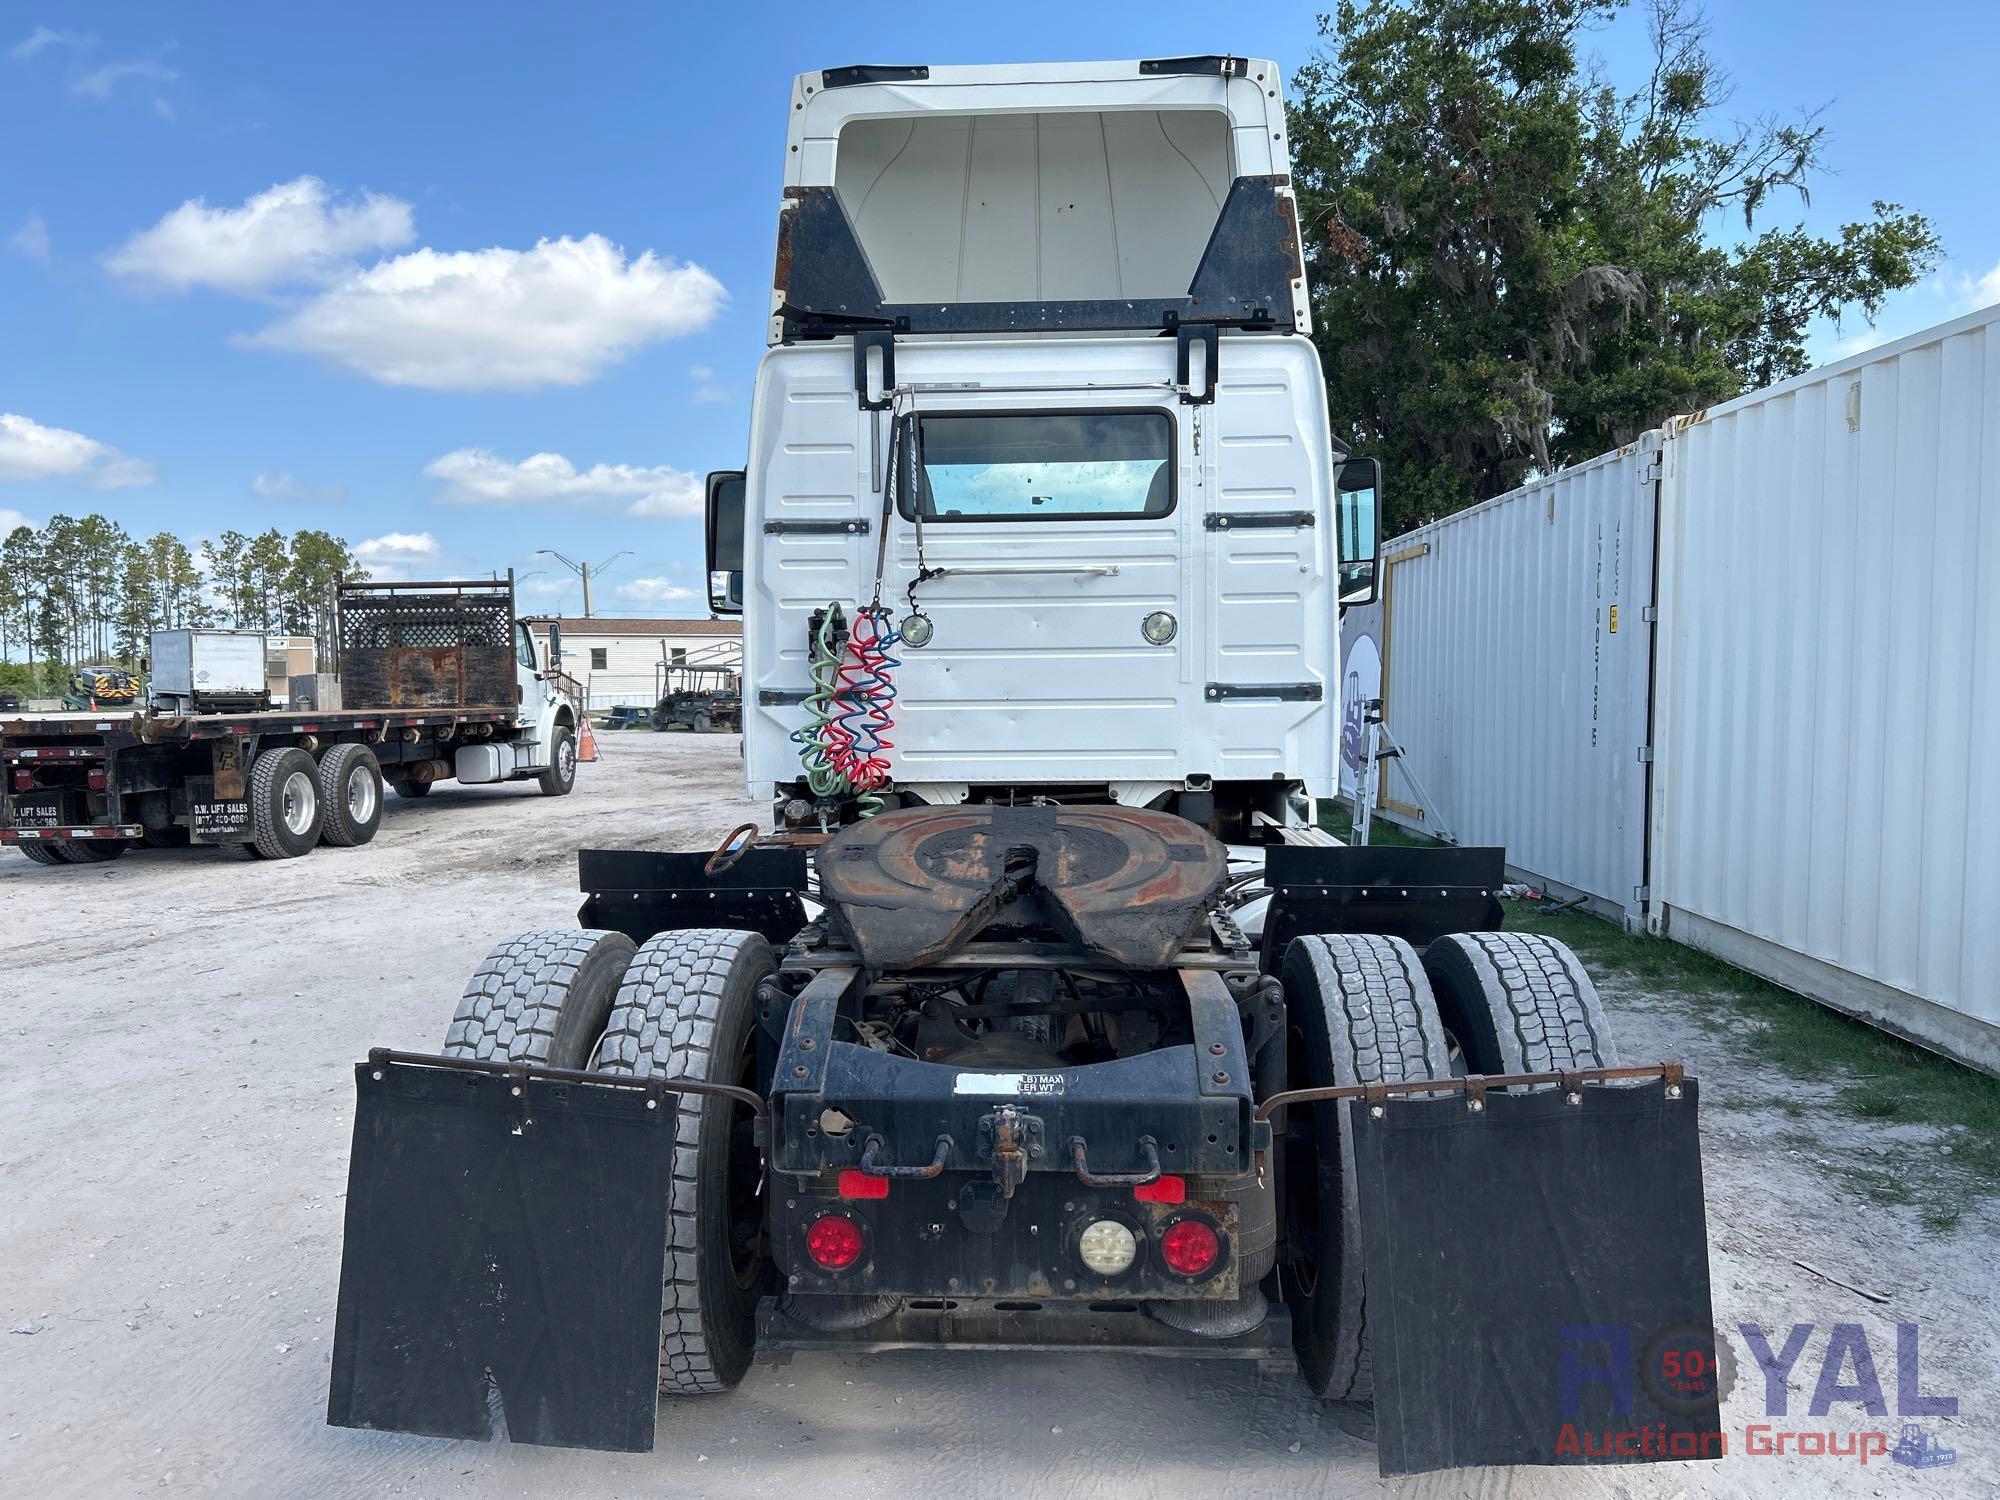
[
  {"x1": 1, "y1": 824, "x2": 140, "y2": 842},
  {"x1": 759, "y1": 1294, "x2": 1293, "y2": 1368}
]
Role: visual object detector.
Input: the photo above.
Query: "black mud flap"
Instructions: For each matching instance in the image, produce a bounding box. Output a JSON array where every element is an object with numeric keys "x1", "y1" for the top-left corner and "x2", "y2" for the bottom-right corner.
[
  {"x1": 327, "y1": 1057, "x2": 676, "y2": 1452},
  {"x1": 1352, "y1": 1078, "x2": 1721, "y2": 1476}
]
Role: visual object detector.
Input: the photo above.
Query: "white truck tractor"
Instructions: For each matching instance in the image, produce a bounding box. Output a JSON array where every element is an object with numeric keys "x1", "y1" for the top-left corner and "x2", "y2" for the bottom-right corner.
[{"x1": 327, "y1": 59, "x2": 1719, "y2": 1478}]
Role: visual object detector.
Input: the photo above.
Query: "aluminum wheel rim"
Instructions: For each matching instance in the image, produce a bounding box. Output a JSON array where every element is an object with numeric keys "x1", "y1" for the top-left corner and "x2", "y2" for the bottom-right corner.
[
  {"x1": 559, "y1": 738, "x2": 576, "y2": 781},
  {"x1": 281, "y1": 769, "x2": 318, "y2": 836},
  {"x1": 347, "y1": 765, "x2": 378, "y2": 824}
]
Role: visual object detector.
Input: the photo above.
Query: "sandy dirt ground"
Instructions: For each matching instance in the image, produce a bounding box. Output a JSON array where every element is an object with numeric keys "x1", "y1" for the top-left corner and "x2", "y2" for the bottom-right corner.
[{"x1": 1, "y1": 732, "x2": 1992, "y2": 1498}]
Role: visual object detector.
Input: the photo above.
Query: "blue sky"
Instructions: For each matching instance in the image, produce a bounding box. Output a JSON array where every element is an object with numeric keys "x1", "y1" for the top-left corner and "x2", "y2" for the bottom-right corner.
[{"x1": 3, "y1": 1, "x2": 1995, "y2": 618}]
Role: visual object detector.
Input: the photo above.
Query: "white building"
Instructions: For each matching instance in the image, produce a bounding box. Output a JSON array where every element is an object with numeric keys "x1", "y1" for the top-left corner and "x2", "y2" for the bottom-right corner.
[{"x1": 524, "y1": 616, "x2": 742, "y2": 710}]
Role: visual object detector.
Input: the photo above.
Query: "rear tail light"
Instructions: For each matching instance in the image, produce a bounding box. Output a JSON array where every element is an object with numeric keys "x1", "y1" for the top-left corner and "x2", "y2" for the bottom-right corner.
[
  {"x1": 837, "y1": 1170, "x2": 889, "y2": 1200},
  {"x1": 10, "y1": 770, "x2": 29, "y2": 792},
  {"x1": 1133, "y1": 1174, "x2": 1185, "y2": 1204},
  {"x1": 805, "y1": 1213, "x2": 865, "y2": 1271},
  {"x1": 1159, "y1": 1218, "x2": 1221, "y2": 1277},
  {"x1": 87, "y1": 768, "x2": 108, "y2": 790}
]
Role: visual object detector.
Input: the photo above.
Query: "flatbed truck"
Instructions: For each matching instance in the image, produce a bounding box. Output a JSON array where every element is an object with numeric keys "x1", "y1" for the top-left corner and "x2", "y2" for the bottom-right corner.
[{"x1": 2, "y1": 576, "x2": 584, "y2": 866}]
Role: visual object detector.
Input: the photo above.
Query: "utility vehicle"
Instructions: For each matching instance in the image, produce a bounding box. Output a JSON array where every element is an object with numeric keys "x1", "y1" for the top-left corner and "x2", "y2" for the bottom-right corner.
[
  {"x1": 328, "y1": 59, "x2": 1718, "y2": 1476},
  {"x1": 3, "y1": 576, "x2": 583, "y2": 866}
]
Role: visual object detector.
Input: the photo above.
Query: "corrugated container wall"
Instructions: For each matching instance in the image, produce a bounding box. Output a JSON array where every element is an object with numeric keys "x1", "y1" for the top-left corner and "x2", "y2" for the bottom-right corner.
[
  {"x1": 1371, "y1": 435, "x2": 1658, "y2": 925},
  {"x1": 1649, "y1": 308, "x2": 2000, "y2": 1071}
]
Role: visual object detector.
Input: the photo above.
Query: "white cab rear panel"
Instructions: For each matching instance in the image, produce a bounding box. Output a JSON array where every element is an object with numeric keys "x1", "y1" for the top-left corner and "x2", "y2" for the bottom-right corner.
[{"x1": 741, "y1": 335, "x2": 1335, "y2": 801}]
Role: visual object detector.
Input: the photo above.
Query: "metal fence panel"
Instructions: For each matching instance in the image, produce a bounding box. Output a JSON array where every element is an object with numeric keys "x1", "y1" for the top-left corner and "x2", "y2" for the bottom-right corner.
[
  {"x1": 1651, "y1": 307, "x2": 2000, "y2": 1070},
  {"x1": 1371, "y1": 435, "x2": 1659, "y2": 924}
]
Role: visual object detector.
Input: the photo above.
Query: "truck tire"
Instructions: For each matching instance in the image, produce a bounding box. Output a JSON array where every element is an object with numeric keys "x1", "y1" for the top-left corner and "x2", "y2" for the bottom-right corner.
[
  {"x1": 1422, "y1": 931, "x2": 1618, "y2": 1075},
  {"x1": 16, "y1": 839, "x2": 65, "y2": 866},
  {"x1": 442, "y1": 929, "x2": 637, "y2": 1067},
  {"x1": 596, "y1": 928, "x2": 775, "y2": 1396},
  {"x1": 1280, "y1": 933, "x2": 1450, "y2": 1405},
  {"x1": 316, "y1": 743, "x2": 384, "y2": 848},
  {"x1": 141, "y1": 825, "x2": 190, "y2": 849},
  {"x1": 248, "y1": 746, "x2": 325, "y2": 859},
  {"x1": 386, "y1": 774, "x2": 432, "y2": 800},
  {"x1": 537, "y1": 725, "x2": 577, "y2": 797},
  {"x1": 53, "y1": 839, "x2": 127, "y2": 864}
]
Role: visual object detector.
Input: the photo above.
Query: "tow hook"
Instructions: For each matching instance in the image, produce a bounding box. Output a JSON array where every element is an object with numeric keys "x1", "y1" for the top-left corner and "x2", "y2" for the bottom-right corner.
[{"x1": 977, "y1": 1105, "x2": 1040, "y2": 1199}]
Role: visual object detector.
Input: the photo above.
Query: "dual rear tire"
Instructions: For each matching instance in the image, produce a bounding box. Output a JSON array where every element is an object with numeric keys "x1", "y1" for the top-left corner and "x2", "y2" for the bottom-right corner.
[
  {"x1": 1281, "y1": 930, "x2": 1614, "y2": 1405},
  {"x1": 442, "y1": 924, "x2": 774, "y2": 1396}
]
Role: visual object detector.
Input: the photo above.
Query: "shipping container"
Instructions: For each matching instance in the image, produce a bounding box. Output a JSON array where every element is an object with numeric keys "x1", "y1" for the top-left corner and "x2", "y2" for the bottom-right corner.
[
  {"x1": 1649, "y1": 306, "x2": 2000, "y2": 1073},
  {"x1": 1355, "y1": 303, "x2": 2000, "y2": 1073}
]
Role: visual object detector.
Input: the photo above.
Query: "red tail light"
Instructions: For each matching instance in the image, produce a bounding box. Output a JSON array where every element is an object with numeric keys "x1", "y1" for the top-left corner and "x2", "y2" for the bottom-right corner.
[
  {"x1": 10, "y1": 770, "x2": 30, "y2": 792},
  {"x1": 87, "y1": 768, "x2": 108, "y2": 790},
  {"x1": 1159, "y1": 1218, "x2": 1221, "y2": 1276},
  {"x1": 837, "y1": 1169, "x2": 890, "y2": 1200},
  {"x1": 1133, "y1": 1174, "x2": 1185, "y2": 1204},
  {"x1": 805, "y1": 1214, "x2": 865, "y2": 1271}
]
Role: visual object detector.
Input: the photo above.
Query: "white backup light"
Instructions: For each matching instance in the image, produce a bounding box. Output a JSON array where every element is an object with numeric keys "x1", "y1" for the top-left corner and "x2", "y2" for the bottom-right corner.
[{"x1": 1077, "y1": 1218, "x2": 1139, "y2": 1276}]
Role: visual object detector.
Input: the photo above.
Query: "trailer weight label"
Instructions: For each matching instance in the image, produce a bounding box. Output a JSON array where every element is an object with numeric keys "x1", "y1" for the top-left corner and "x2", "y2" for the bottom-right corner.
[
  {"x1": 953, "y1": 1071, "x2": 1066, "y2": 1097},
  {"x1": 191, "y1": 799, "x2": 252, "y2": 839}
]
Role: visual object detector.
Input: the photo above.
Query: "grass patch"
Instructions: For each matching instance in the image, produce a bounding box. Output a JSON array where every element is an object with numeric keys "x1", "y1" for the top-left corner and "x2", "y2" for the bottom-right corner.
[
  {"x1": 1316, "y1": 801, "x2": 1442, "y2": 849},
  {"x1": 1502, "y1": 898, "x2": 2000, "y2": 1231}
]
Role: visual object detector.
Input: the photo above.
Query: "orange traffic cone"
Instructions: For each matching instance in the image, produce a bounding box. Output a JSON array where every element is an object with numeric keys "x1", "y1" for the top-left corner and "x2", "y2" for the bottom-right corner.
[{"x1": 577, "y1": 715, "x2": 600, "y2": 763}]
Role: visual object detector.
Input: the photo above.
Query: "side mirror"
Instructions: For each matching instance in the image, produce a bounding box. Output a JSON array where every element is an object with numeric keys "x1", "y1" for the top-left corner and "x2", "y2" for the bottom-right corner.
[
  {"x1": 1335, "y1": 456, "x2": 1382, "y2": 607},
  {"x1": 705, "y1": 470, "x2": 747, "y2": 616}
]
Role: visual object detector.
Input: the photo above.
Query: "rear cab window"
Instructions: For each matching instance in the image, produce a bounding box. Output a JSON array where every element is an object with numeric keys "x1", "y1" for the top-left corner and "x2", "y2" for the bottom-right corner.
[{"x1": 902, "y1": 410, "x2": 1175, "y2": 522}]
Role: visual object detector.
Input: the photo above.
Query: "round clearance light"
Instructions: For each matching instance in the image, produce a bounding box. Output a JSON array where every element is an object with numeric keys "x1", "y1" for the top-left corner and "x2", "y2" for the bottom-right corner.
[
  {"x1": 1077, "y1": 1219, "x2": 1139, "y2": 1277},
  {"x1": 805, "y1": 1214, "x2": 865, "y2": 1271},
  {"x1": 1159, "y1": 1218, "x2": 1221, "y2": 1277},
  {"x1": 1141, "y1": 610, "x2": 1178, "y2": 646},
  {"x1": 900, "y1": 612, "x2": 934, "y2": 648}
]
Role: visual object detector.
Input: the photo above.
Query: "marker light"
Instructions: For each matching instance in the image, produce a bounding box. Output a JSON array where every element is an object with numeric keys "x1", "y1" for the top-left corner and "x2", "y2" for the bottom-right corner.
[
  {"x1": 1077, "y1": 1219, "x2": 1139, "y2": 1276},
  {"x1": 1141, "y1": 610, "x2": 1178, "y2": 645}
]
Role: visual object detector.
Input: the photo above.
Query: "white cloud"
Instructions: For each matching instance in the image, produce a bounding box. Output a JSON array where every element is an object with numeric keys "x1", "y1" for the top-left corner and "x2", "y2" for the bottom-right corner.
[
  {"x1": 1822, "y1": 257, "x2": 2000, "y2": 364},
  {"x1": 7, "y1": 214, "x2": 50, "y2": 265},
  {"x1": 106, "y1": 177, "x2": 415, "y2": 295},
  {"x1": 424, "y1": 447, "x2": 702, "y2": 517},
  {"x1": 614, "y1": 577, "x2": 697, "y2": 602},
  {"x1": 245, "y1": 234, "x2": 723, "y2": 391},
  {"x1": 1953, "y1": 258, "x2": 2000, "y2": 314},
  {"x1": 0, "y1": 413, "x2": 157, "y2": 489},
  {"x1": 9, "y1": 26, "x2": 90, "y2": 61},
  {"x1": 71, "y1": 58, "x2": 177, "y2": 100},
  {"x1": 252, "y1": 470, "x2": 346, "y2": 503},
  {"x1": 689, "y1": 364, "x2": 730, "y2": 404},
  {"x1": 353, "y1": 531, "x2": 440, "y2": 566},
  {"x1": 0, "y1": 506, "x2": 40, "y2": 535}
]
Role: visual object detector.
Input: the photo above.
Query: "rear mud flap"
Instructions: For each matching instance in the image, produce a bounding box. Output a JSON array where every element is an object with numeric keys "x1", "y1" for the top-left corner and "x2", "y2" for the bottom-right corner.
[
  {"x1": 1352, "y1": 1079, "x2": 1720, "y2": 1476},
  {"x1": 327, "y1": 1058, "x2": 676, "y2": 1452}
]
